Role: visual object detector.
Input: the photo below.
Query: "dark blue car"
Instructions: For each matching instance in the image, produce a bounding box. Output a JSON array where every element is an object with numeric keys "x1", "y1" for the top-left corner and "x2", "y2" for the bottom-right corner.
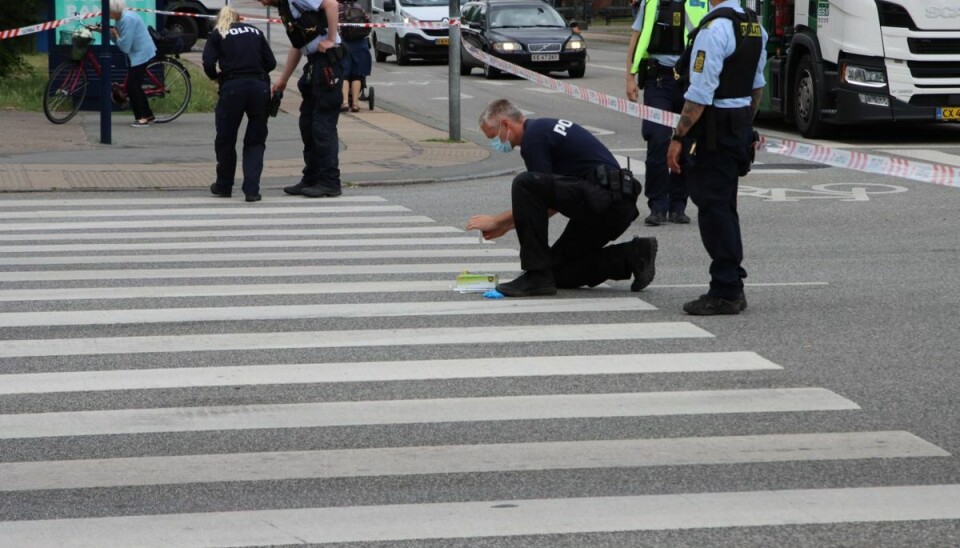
[{"x1": 459, "y1": 0, "x2": 587, "y2": 79}]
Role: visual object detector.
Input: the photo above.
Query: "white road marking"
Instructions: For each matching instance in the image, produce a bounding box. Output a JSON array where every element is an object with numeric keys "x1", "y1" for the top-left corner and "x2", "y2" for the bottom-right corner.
[
  {"x1": 1, "y1": 432, "x2": 942, "y2": 491},
  {"x1": 0, "y1": 322, "x2": 711, "y2": 357},
  {"x1": 0, "y1": 205, "x2": 410, "y2": 219},
  {"x1": 0, "y1": 352, "x2": 781, "y2": 394},
  {"x1": 0, "y1": 196, "x2": 388, "y2": 207},
  {"x1": 0, "y1": 388, "x2": 855, "y2": 439},
  {"x1": 0, "y1": 225, "x2": 462, "y2": 242},
  {"x1": 0, "y1": 216, "x2": 437, "y2": 231},
  {"x1": 0, "y1": 237, "x2": 486, "y2": 253}
]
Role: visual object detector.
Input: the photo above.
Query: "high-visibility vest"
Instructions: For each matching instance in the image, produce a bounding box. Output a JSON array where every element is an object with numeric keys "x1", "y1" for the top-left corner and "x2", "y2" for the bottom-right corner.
[{"x1": 630, "y1": 0, "x2": 709, "y2": 74}]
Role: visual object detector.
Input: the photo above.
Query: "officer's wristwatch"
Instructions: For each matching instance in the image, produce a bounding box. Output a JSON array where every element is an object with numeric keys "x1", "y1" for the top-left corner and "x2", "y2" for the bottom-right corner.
[{"x1": 671, "y1": 128, "x2": 685, "y2": 143}]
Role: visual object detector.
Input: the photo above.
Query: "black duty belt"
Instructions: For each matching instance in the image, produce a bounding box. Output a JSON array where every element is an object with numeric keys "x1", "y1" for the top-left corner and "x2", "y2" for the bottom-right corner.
[
  {"x1": 223, "y1": 72, "x2": 269, "y2": 82},
  {"x1": 587, "y1": 165, "x2": 641, "y2": 201},
  {"x1": 647, "y1": 61, "x2": 679, "y2": 80}
]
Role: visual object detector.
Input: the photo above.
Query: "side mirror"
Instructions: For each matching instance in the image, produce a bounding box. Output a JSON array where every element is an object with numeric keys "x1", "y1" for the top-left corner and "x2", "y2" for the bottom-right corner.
[{"x1": 384, "y1": 0, "x2": 396, "y2": 11}]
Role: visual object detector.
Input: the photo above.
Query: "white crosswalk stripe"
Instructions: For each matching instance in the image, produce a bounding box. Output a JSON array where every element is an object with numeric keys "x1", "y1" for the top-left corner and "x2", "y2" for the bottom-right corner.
[{"x1": 0, "y1": 194, "x2": 954, "y2": 545}]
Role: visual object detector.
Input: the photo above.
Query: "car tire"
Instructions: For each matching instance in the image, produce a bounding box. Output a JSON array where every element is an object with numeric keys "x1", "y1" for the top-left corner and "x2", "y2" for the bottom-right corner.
[
  {"x1": 483, "y1": 62, "x2": 500, "y2": 79},
  {"x1": 395, "y1": 37, "x2": 410, "y2": 66},
  {"x1": 568, "y1": 65, "x2": 585, "y2": 78},
  {"x1": 459, "y1": 53, "x2": 472, "y2": 75},
  {"x1": 373, "y1": 35, "x2": 388, "y2": 63}
]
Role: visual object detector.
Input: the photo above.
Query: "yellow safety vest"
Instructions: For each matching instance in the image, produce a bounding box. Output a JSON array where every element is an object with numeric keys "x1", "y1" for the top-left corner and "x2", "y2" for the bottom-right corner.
[{"x1": 630, "y1": 0, "x2": 709, "y2": 74}]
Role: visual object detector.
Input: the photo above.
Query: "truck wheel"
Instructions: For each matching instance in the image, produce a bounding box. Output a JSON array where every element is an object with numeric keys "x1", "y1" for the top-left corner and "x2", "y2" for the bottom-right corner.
[
  {"x1": 793, "y1": 55, "x2": 831, "y2": 138},
  {"x1": 395, "y1": 37, "x2": 410, "y2": 66},
  {"x1": 165, "y1": 15, "x2": 198, "y2": 52}
]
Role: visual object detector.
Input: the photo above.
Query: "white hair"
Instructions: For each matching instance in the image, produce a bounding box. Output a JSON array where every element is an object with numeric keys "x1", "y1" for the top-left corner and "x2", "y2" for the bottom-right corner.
[{"x1": 109, "y1": 0, "x2": 127, "y2": 15}]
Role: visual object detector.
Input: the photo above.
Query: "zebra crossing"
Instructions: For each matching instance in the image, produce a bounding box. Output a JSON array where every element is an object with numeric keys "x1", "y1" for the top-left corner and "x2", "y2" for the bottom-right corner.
[{"x1": 0, "y1": 194, "x2": 956, "y2": 546}]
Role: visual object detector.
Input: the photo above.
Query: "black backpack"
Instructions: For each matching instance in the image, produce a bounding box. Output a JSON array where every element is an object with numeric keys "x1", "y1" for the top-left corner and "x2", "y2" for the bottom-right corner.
[{"x1": 339, "y1": 0, "x2": 371, "y2": 42}]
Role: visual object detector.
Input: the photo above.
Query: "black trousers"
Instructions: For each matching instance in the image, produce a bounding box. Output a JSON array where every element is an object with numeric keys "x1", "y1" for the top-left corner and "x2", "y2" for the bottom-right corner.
[
  {"x1": 127, "y1": 62, "x2": 153, "y2": 121},
  {"x1": 641, "y1": 71, "x2": 688, "y2": 215},
  {"x1": 511, "y1": 171, "x2": 640, "y2": 288},
  {"x1": 214, "y1": 78, "x2": 270, "y2": 197},
  {"x1": 297, "y1": 55, "x2": 343, "y2": 192},
  {"x1": 686, "y1": 107, "x2": 753, "y2": 301}
]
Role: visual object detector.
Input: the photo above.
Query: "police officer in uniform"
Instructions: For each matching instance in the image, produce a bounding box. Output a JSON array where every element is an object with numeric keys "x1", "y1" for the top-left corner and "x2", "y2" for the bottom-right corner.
[
  {"x1": 667, "y1": 0, "x2": 767, "y2": 315},
  {"x1": 204, "y1": 6, "x2": 277, "y2": 202},
  {"x1": 258, "y1": 0, "x2": 344, "y2": 198},
  {"x1": 625, "y1": 0, "x2": 708, "y2": 227},
  {"x1": 467, "y1": 99, "x2": 658, "y2": 297}
]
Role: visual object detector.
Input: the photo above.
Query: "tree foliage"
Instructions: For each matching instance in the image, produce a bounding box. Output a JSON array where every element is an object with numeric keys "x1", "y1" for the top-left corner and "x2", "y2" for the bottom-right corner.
[{"x1": 0, "y1": 0, "x2": 47, "y2": 78}]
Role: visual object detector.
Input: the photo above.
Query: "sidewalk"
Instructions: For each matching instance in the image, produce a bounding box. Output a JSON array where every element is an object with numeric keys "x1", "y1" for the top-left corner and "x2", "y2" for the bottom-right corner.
[{"x1": 0, "y1": 53, "x2": 509, "y2": 193}]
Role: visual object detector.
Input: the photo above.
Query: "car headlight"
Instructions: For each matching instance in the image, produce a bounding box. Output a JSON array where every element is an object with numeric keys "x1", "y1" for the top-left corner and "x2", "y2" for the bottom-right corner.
[
  {"x1": 403, "y1": 15, "x2": 420, "y2": 25},
  {"x1": 565, "y1": 39, "x2": 585, "y2": 51},
  {"x1": 841, "y1": 64, "x2": 886, "y2": 88},
  {"x1": 493, "y1": 41, "x2": 523, "y2": 52}
]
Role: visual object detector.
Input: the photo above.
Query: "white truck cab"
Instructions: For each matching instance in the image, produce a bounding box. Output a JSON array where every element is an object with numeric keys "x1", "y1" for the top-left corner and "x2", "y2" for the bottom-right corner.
[{"x1": 370, "y1": 0, "x2": 451, "y2": 65}]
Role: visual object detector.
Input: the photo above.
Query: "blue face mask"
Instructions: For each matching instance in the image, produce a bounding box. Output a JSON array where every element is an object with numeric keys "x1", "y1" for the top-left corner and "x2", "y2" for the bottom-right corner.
[{"x1": 489, "y1": 125, "x2": 513, "y2": 153}]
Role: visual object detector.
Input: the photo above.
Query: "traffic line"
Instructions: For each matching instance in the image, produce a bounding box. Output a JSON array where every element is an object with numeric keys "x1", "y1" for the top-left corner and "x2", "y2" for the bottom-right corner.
[
  {"x1": 0, "y1": 262, "x2": 521, "y2": 282},
  {"x1": 0, "y1": 226, "x2": 463, "y2": 241},
  {"x1": 0, "y1": 205, "x2": 411, "y2": 219},
  {"x1": 0, "y1": 215, "x2": 437, "y2": 232},
  {"x1": 0, "y1": 248, "x2": 517, "y2": 266},
  {"x1": 0, "y1": 280, "x2": 461, "y2": 301},
  {"x1": 0, "y1": 236, "x2": 483, "y2": 253},
  {"x1": 0, "y1": 352, "x2": 780, "y2": 394},
  {"x1": 0, "y1": 297, "x2": 656, "y2": 328},
  {"x1": 0, "y1": 322, "x2": 710, "y2": 357},
  {"x1": 0, "y1": 432, "x2": 942, "y2": 491},
  {"x1": 0, "y1": 196, "x2": 388, "y2": 207},
  {"x1": 7, "y1": 485, "x2": 957, "y2": 546},
  {"x1": 0, "y1": 388, "x2": 856, "y2": 439}
]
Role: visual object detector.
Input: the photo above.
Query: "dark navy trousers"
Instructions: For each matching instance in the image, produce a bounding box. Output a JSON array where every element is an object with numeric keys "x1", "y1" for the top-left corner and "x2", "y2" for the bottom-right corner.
[
  {"x1": 297, "y1": 55, "x2": 343, "y2": 193},
  {"x1": 510, "y1": 172, "x2": 640, "y2": 288},
  {"x1": 641, "y1": 72, "x2": 688, "y2": 215},
  {"x1": 686, "y1": 107, "x2": 754, "y2": 301},
  {"x1": 214, "y1": 78, "x2": 270, "y2": 197}
]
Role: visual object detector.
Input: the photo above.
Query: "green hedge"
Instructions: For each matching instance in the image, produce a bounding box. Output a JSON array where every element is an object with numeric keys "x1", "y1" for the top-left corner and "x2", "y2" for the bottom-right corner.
[{"x1": 0, "y1": 0, "x2": 47, "y2": 78}]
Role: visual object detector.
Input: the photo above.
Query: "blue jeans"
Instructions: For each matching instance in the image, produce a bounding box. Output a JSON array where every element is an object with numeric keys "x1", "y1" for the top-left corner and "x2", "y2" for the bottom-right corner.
[
  {"x1": 641, "y1": 72, "x2": 688, "y2": 215},
  {"x1": 297, "y1": 56, "x2": 343, "y2": 192}
]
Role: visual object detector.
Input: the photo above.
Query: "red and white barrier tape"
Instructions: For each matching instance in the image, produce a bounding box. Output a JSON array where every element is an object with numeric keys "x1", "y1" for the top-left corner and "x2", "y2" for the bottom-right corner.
[
  {"x1": 463, "y1": 42, "x2": 960, "y2": 188},
  {"x1": 0, "y1": 11, "x2": 102, "y2": 41}
]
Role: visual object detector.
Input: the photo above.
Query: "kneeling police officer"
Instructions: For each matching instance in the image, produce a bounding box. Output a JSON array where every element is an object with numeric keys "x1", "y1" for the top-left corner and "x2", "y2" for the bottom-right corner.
[
  {"x1": 468, "y1": 99, "x2": 658, "y2": 298},
  {"x1": 204, "y1": 6, "x2": 277, "y2": 202}
]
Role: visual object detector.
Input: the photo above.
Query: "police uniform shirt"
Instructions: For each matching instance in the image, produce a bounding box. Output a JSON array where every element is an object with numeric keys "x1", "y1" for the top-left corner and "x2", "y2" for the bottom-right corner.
[
  {"x1": 202, "y1": 23, "x2": 277, "y2": 81},
  {"x1": 684, "y1": 0, "x2": 767, "y2": 108},
  {"x1": 520, "y1": 118, "x2": 619, "y2": 180},
  {"x1": 289, "y1": 0, "x2": 341, "y2": 55},
  {"x1": 631, "y1": 0, "x2": 683, "y2": 68}
]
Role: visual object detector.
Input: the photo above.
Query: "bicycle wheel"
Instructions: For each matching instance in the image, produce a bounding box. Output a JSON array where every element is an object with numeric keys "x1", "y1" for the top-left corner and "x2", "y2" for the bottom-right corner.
[
  {"x1": 143, "y1": 57, "x2": 191, "y2": 123},
  {"x1": 43, "y1": 61, "x2": 88, "y2": 124}
]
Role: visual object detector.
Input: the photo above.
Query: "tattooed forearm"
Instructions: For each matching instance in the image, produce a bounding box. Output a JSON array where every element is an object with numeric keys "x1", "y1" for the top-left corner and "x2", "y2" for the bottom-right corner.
[
  {"x1": 750, "y1": 88, "x2": 764, "y2": 118},
  {"x1": 676, "y1": 101, "x2": 706, "y2": 136}
]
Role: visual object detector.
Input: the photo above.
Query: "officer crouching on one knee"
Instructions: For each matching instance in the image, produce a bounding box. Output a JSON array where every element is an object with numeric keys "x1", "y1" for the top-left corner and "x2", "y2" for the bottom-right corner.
[
  {"x1": 666, "y1": 0, "x2": 767, "y2": 315},
  {"x1": 467, "y1": 99, "x2": 658, "y2": 298},
  {"x1": 204, "y1": 6, "x2": 277, "y2": 203}
]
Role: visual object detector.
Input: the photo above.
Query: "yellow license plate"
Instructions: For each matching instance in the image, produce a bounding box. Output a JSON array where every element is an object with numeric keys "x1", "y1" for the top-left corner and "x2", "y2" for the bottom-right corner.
[
  {"x1": 938, "y1": 106, "x2": 960, "y2": 121},
  {"x1": 436, "y1": 38, "x2": 449, "y2": 45}
]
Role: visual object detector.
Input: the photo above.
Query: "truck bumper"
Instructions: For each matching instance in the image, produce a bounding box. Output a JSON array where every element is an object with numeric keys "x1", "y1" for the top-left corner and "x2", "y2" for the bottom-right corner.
[{"x1": 832, "y1": 88, "x2": 960, "y2": 124}]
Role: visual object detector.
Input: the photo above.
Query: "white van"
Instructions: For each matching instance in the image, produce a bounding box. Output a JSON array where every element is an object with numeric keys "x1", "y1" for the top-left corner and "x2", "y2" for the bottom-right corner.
[{"x1": 370, "y1": 0, "x2": 450, "y2": 65}]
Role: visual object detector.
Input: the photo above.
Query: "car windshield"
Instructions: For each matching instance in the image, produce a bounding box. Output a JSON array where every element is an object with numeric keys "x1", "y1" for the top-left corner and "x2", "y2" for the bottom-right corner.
[
  {"x1": 489, "y1": 5, "x2": 566, "y2": 28},
  {"x1": 402, "y1": 0, "x2": 448, "y2": 6}
]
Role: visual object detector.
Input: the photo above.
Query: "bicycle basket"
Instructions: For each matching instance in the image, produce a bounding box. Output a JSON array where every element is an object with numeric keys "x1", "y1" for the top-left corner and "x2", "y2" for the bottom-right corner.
[{"x1": 61, "y1": 28, "x2": 93, "y2": 61}]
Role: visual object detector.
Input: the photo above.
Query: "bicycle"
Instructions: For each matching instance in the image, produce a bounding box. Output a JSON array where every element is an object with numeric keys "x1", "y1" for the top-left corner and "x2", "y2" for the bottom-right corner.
[{"x1": 43, "y1": 24, "x2": 192, "y2": 125}]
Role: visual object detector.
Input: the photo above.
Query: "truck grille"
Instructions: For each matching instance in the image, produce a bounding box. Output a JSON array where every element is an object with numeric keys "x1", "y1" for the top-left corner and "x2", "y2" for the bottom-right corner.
[
  {"x1": 908, "y1": 61, "x2": 960, "y2": 79},
  {"x1": 527, "y1": 43, "x2": 561, "y2": 53},
  {"x1": 908, "y1": 95, "x2": 960, "y2": 107},
  {"x1": 908, "y1": 38, "x2": 960, "y2": 55}
]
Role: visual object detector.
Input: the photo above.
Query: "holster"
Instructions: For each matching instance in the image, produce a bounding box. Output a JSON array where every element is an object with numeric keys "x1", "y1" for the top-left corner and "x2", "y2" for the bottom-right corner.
[{"x1": 589, "y1": 165, "x2": 642, "y2": 201}]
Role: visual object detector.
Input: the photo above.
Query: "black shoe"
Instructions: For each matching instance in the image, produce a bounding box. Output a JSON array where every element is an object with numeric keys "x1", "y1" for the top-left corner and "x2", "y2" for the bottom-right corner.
[
  {"x1": 302, "y1": 185, "x2": 343, "y2": 198},
  {"x1": 210, "y1": 183, "x2": 231, "y2": 198},
  {"x1": 283, "y1": 182, "x2": 313, "y2": 195},
  {"x1": 644, "y1": 211, "x2": 667, "y2": 226},
  {"x1": 627, "y1": 236, "x2": 658, "y2": 292},
  {"x1": 683, "y1": 294, "x2": 742, "y2": 316},
  {"x1": 496, "y1": 270, "x2": 557, "y2": 297},
  {"x1": 245, "y1": 194, "x2": 262, "y2": 202},
  {"x1": 733, "y1": 293, "x2": 747, "y2": 311},
  {"x1": 668, "y1": 211, "x2": 691, "y2": 224}
]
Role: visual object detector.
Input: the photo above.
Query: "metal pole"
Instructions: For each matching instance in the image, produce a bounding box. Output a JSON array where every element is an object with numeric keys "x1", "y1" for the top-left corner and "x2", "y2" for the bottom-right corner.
[
  {"x1": 266, "y1": 6, "x2": 271, "y2": 42},
  {"x1": 448, "y1": 1, "x2": 461, "y2": 141},
  {"x1": 99, "y1": 0, "x2": 112, "y2": 144}
]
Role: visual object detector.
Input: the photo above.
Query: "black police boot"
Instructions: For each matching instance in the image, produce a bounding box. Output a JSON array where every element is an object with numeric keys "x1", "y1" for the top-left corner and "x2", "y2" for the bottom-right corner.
[
  {"x1": 245, "y1": 194, "x2": 262, "y2": 203},
  {"x1": 627, "y1": 236, "x2": 658, "y2": 292},
  {"x1": 210, "y1": 183, "x2": 231, "y2": 198},
  {"x1": 683, "y1": 294, "x2": 742, "y2": 316},
  {"x1": 283, "y1": 182, "x2": 313, "y2": 195},
  {"x1": 644, "y1": 211, "x2": 667, "y2": 226},
  {"x1": 496, "y1": 270, "x2": 557, "y2": 297},
  {"x1": 302, "y1": 185, "x2": 343, "y2": 198}
]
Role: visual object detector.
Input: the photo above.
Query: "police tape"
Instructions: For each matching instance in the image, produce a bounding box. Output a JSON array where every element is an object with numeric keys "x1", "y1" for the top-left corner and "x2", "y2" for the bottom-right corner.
[
  {"x1": 462, "y1": 42, "x2": 960, "y2": 189},
  {"x1": 0, "y1": 11, "x2": 102, "y2": 41}
]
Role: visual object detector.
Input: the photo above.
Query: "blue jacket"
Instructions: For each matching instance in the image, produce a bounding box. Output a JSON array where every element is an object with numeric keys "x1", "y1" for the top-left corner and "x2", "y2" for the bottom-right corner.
[{"x1": 115, "y1": 11, "x2": 156, "y2": 67}]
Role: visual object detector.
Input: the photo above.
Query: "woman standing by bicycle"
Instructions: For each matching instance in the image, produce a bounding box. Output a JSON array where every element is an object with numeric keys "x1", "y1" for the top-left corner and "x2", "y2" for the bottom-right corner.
[
  {"x1": 109, "y1": 0, "x2": 156, "y2": 127},
  {"x1": 203, "y1": 6, "x2": 277, "y2": 202}
]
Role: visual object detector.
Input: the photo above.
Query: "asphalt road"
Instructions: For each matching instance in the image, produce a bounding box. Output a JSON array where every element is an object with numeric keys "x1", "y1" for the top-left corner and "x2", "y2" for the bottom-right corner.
[{"x1": 1, "y1": 14, "x2": 960, "y2": 547}]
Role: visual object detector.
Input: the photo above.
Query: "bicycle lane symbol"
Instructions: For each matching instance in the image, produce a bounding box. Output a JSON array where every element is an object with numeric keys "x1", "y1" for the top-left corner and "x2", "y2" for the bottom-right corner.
[{"x1": 738, "y1": 183, "x2": 909, "y2": 202}]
